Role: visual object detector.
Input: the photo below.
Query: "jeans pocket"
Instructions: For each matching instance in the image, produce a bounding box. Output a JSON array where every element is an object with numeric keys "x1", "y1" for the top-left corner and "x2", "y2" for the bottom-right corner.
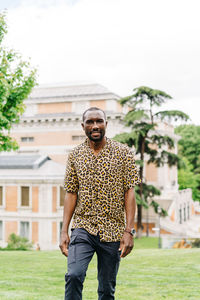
[{"x1": 68, "y1": 235, "x2": 77, "y2": 264}]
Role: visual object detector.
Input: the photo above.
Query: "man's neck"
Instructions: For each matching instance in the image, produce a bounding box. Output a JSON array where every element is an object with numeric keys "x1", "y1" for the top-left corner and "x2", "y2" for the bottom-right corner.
[{"x1": 88, "y1": 137, "x2": 107, "y2": 155}]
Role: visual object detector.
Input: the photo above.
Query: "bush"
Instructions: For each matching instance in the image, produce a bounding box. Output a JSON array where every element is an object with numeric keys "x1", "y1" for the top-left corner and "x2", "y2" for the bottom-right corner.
[
  {"x1": 191, "y1": 238, "x2": 200, "y2": 248},
  {"x1": 0, "y1": 233, "x2": 33, "y2": 251}
]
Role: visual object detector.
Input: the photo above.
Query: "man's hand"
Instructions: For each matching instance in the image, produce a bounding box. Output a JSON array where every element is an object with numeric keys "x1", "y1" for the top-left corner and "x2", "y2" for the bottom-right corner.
[
  {"x1": 59, "y1": 231, "x2": 70, "y2": 257},
  {"x1": 119, "y1": 232, "x2": 134, "y2": 258}
]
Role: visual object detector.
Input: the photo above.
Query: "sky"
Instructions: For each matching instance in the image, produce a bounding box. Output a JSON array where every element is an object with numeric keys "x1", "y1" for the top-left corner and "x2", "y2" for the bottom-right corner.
[{"x1": 1, "y1": 0, "x2": 200, "y2": 125}]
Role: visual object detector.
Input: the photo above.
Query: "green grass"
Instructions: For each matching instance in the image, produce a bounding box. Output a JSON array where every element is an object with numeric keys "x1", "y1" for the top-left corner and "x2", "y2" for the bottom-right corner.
[
  {"x1": 0, "y1": 244, "x2": 199, "y2": 299},
  {"x1": 134, "y1": 236, "x2": 158, "y2": 249}
]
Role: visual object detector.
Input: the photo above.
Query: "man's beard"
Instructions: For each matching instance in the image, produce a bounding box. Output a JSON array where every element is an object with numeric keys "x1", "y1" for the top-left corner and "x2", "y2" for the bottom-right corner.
[{"x1": 86, "y1": 130, "x2": 105, "y2": 142}]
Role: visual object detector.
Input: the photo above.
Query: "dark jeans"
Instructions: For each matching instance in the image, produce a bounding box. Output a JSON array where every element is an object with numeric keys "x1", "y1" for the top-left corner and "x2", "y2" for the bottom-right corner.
[{"x1": 65, "y1": 228, "x2": 121, "y2": 300}]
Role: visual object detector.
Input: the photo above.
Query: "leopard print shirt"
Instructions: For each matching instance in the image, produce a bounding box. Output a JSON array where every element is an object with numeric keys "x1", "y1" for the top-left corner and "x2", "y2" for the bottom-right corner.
[{"x1": 64, "y1": 138, "x2": 140, "y2": 242}]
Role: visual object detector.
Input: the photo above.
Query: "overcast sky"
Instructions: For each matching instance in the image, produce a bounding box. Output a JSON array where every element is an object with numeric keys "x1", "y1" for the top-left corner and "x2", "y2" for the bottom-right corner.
[{"x1": 1, "y1": 0, "x2": 200, "y2": 124}]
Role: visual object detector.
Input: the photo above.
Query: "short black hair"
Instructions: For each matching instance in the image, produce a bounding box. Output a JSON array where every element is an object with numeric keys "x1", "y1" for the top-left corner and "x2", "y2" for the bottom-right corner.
[{"x1": 82, "y1": 107, "x2": 107, "y2": 122}]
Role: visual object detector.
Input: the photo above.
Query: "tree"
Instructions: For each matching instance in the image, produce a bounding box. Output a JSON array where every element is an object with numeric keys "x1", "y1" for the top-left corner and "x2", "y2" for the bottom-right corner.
[
  {"x1": 0, "y1": 12, "x2": 37, "y2": 152},
  {"x1": 175, "y1": 124, "x2": 200, "y2": 201},
  {"x1": 178, "y1": 157, "x2": 200, "y2": 201},
  {"x1": 175, "y1": 125, "x2": 200, "y2": 173},
  {"x1": 114, "y1": 86, "x2": 189, "y2": 236}
]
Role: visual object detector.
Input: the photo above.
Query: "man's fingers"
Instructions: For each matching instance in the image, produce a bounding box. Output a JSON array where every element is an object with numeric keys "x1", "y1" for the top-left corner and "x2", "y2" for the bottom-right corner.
[
  {"x1": 59, "y1": 244, "x2": 69, "y2": 257},
  {"x1": 59, "y1": 239, "x2": 69, "y2": 257},
  {"x1": 62, "y1": 248, "x2": 68, "y2": 257},
  {"x1": 120, "y1": 245, "x2": 127, "y2": 258},
  {"x1": 125, "y1": 246, "x2": 132, "y2": 257},
  {"x1": 120, "y1": 245, "x2": 133, "y2": 258},
  {"x1": 121, "y1": 247, "x2": 128, "y2": 258}
]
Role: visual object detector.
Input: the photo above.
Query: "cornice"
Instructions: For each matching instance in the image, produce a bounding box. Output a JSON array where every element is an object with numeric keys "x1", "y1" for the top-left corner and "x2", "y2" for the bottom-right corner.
[
  {"x1": 12, "y1": 112, "x2": 124, "y2": 128},
  {"x1": 26, "y1": 93, "x2": 120, "y2": 104}
]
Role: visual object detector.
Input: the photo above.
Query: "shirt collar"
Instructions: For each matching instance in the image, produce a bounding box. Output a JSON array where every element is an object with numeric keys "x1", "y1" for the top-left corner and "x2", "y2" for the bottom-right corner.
[{"x1": 85, "y1": 137, "x2": 111, "y2": 157}]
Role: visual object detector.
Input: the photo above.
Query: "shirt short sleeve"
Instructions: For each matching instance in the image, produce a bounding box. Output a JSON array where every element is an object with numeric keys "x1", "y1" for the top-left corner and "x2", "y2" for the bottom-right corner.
[
  {"x1": 63, "y1": 152, "x2": 79, "y2": 193},
  {"x1": 123, "y1": 149, "x2": 141, "y2": 191}
]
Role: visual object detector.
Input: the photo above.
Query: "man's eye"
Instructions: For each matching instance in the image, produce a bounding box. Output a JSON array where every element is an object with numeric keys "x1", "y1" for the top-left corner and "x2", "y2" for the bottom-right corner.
[{"x1": 86, "y1": 120, "x2": 93, "y2": 124}]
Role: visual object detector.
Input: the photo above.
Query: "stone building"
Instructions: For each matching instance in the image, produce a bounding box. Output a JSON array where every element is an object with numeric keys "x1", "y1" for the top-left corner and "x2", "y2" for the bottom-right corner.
[
  {"x1": 10, "y1": 83, "x2": 125, "y2": 164},
  {"x1": 0, "y1": 83, "x2": 199, "y2": 249},
  {"x1": 0, "y1": 155, "x2": 65, "y2": 249}
]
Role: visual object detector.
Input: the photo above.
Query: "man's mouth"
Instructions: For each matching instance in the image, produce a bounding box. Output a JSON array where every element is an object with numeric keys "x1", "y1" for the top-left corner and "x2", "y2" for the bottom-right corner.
[{"x1": 91, "y1": 132, "x2": 100, "y2": 136}]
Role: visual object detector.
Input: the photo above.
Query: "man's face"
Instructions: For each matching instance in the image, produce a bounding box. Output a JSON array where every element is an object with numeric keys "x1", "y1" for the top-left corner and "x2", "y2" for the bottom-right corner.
[{"x1": 82, "y1": 110, "x2": 107, "y2": 142}]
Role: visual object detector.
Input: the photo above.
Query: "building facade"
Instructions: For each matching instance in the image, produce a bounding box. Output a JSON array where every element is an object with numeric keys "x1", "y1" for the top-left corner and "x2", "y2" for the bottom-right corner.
[
  {"x1": 10, "y1": 83, "x2": 126, "y2": 164},
  {"x1": 0, "y1": 155, "x2": 65, "y2": 250}
]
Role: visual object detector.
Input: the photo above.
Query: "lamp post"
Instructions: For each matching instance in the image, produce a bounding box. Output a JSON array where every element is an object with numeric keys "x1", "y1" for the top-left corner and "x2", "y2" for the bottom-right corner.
[{"x1": 157, "y1": 206, "x2": 162, "y2": 249}]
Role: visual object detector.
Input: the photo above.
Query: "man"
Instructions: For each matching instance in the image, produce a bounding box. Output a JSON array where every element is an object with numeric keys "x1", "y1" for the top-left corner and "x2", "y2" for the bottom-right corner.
[{"x1": 59, "y1": 107, "x2": 140, "y2": 300}]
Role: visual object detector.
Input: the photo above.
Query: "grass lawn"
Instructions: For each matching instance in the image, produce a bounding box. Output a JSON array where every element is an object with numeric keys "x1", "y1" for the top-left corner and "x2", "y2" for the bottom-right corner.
[{"x1": 0, "y1": 238, "x2": 199, "y2": 300}]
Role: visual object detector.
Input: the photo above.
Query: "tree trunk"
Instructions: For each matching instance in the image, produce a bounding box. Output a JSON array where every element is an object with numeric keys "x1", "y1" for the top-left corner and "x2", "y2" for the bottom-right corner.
[
  {"x1": 137, "y1": 204, "x2": 143, "y2": 238},
  {"x1": 137, "y1": 137, "x2": 145, "y2": 237}
]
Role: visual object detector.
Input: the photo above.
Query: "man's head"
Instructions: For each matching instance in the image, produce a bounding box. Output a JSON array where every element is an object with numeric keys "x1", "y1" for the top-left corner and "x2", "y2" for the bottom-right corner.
[{"x1": 82, "y1": 107, "x2": 107, "y2": 142}]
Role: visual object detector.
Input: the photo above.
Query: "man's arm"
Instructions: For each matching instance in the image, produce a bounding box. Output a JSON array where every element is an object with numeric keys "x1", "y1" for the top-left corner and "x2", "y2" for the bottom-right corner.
[
  {"x1": 119, "y1": 187, "x2": 136, "y2": 258},
  {"x1": 59, "y1": 192, "x2": 77, "y2": 257}
]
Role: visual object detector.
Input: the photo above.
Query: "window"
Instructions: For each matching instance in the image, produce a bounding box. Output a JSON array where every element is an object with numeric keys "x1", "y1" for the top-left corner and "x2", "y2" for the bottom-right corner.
[
  {"x1": 20, "y1": 222, "x2": 29, "y2": 239},
  {"x1": 0, "y1": 221, "x2": 2, "y2": 240},
  {"x1": 21, "y1": 137, "x2": 34, "y2": 142},
  {"x1": 72, "y1": 135, "x2": 85, "y2": 142},
  {"x1": 60, "y1": 186, "x2": 65, "y2": 206},
  {"x1": 21, "y1": 187, "x2": 29, "y2": 206},
  {"x1": 0, "y1": 187, "x2": 2, "y2": 206}
]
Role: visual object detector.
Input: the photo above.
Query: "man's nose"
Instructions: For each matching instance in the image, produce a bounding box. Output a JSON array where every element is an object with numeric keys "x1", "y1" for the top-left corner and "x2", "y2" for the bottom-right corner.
[{"x1": 92, "y1": 122, "x2": 99, "y2": 129}]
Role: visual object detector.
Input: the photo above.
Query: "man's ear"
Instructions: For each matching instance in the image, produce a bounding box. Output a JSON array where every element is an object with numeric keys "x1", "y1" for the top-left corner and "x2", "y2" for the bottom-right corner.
[{"x1": 81, "y1": 122, "x2": 84, "y2": 130}]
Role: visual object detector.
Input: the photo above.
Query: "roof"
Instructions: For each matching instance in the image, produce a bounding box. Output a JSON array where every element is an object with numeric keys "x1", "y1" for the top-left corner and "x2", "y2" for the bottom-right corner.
[
  {"x1": 0, "y1": 156, "x2": 65, "y2": 183},
  {"x1": 28, "y1": 83, "x2": 120, "y2": 100},
  {"x1": 0, "y1": 155, "x2": 50, "y2": 169}
]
